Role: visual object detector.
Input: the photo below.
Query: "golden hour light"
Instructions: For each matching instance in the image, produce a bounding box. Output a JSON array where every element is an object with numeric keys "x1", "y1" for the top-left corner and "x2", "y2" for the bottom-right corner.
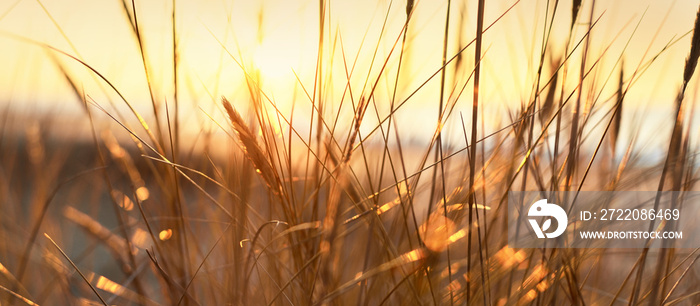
[
  {"x1": 2, "y1": 0, "x2": 700, "y2": 304},
  {"x1": 158, "y1": 229, "x2": 173, "y2": 241},
  {"x1": 111, "y1": 190, "x2": 134, "y2": 211},
  {"x1": 250, "y1": 38, "x2": 302, "y2": 82}
]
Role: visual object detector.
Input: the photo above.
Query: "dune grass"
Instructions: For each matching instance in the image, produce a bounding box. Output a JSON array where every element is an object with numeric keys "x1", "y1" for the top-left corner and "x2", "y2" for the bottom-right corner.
[{"x1": 1, "y1": 0, "x2": 700, "y2": 305}]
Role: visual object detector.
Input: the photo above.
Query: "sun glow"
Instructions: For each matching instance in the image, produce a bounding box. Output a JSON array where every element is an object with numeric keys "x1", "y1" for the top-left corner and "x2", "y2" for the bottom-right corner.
[{"x1": 251, "y1": 40, "x2": 300, "y2": 82}]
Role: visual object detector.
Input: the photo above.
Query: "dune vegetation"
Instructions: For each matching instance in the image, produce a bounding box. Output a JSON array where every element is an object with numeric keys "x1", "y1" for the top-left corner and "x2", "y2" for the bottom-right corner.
[{"x1": 1, "y1": 0, "x2": 700, "y2": 305}]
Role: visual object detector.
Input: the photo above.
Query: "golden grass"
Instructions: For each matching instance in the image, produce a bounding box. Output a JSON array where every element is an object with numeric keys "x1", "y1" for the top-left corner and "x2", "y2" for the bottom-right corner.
[{"x1": 1, "y1": 1, "x2": 700, "y2": 305}]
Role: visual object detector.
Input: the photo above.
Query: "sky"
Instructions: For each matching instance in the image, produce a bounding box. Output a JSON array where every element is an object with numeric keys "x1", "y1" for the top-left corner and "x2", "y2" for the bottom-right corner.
[{"x1": 0, "y1": 0, "x2": 699, "y2": 146}]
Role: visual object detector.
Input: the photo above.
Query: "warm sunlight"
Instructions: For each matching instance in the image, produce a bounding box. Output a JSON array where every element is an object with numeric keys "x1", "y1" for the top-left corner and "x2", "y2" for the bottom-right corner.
[
  {"x1": 1, "y1": 0, "x2": 697, "y2": 120},
  {"x1": 2, "y1": 0, "x2": 700, "y2": 305},
  {"x1": 251, "y1": 40, "x2": 299, "y2": 82}
]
